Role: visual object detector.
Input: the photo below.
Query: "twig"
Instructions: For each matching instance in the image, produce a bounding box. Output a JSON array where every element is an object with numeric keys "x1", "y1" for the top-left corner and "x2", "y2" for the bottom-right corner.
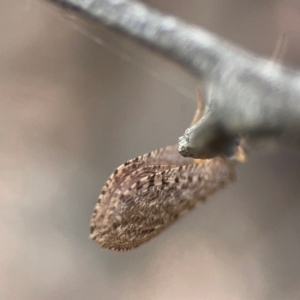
[{"x1": 45, "y1": 0, "x2": 300, "y2": 158}]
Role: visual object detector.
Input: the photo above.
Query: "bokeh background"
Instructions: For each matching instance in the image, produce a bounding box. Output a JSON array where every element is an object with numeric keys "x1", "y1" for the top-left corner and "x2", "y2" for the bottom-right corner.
[{"x1": 2, "y1": 0, "x2": 300, "y2": 299}]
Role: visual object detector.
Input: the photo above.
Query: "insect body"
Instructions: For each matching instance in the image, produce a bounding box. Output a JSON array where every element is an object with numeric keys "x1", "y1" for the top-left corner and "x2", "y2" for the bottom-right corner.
[{"x1": 90, "y1": 91, "x2": 244, "y2": 251}]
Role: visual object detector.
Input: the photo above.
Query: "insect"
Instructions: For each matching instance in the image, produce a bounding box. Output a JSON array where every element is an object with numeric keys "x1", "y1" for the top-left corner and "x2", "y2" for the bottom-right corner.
[{"x1": 90, "y1": 91, "x2": 246, "y2": 251}]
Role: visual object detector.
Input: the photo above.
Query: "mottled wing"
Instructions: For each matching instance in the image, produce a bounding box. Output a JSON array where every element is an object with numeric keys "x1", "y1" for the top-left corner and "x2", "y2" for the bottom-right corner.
[{"x1": 90, "y1": 146, "x2": 235, "y2": 251}]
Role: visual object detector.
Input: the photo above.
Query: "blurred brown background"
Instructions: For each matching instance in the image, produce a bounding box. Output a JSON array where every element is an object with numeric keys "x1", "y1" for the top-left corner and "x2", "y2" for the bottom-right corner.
[{"x1": 2, "y1": 0, "x2": 300, "y2": 299}]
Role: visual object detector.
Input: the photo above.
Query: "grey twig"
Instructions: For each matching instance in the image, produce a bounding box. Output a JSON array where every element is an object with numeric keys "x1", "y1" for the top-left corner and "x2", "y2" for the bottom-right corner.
[{"x1": 45, "y1": 0, "x2": 300, "y2": 158}]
